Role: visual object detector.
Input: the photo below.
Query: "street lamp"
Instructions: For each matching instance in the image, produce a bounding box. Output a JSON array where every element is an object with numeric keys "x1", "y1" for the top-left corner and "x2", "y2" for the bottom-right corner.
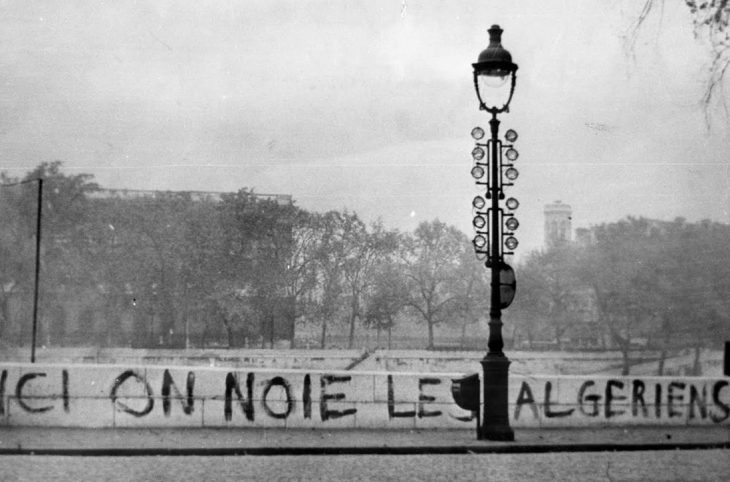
[{"x1": 471, "y1": 24, "x2": 519, "y2": 441}]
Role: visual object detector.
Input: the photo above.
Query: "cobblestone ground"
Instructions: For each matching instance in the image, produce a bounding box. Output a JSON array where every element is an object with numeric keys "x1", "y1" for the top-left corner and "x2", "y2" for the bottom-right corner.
[{"x1": 1, "y1": 450, "x2": 728, "y2": 481}]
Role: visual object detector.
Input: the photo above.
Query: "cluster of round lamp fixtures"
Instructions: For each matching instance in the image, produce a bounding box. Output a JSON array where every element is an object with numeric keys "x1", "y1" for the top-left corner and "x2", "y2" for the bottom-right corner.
[{"x1": 470, "y1": 126, "x2": 521, "y2": 260}]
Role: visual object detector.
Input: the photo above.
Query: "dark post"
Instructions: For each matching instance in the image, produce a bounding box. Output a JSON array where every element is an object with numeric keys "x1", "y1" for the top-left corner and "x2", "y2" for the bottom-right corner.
[
  {"x1": 479, "y1": 114, "x2": 514, "y2": 441},
  {"x1": 724, "y1": 341, "x2": 729, "y2": 377},
  {"x1": 487, "y1": 115, "x2": 503, "y2": 355},
  {"x1": 470, "y1": 24, "x2": 518, "y2": 441},
  {"x1": 30, "y1": 178, "x2": 43, "y2": 363}
]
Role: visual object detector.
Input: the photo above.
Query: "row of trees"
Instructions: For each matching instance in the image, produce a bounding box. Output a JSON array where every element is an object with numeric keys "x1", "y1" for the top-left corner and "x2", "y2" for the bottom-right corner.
[
  {"x1": 1, "y1": 163, "x2": 729, "y2": 361},
  {"x1": 0, "y1": 162, "x2": 298, "y2": 348},
  {"x1": 0, "y1": 162, "x2": 487, "y2": 350},
  {"x1": 512, "y1": 217, "x2": 730, "y2": 374}
]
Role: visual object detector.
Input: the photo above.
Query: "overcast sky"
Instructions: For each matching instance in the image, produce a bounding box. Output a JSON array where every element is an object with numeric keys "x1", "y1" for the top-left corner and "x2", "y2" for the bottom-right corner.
[{"x1": 1, "y1": 0, "x2": 728, "y2": 254}]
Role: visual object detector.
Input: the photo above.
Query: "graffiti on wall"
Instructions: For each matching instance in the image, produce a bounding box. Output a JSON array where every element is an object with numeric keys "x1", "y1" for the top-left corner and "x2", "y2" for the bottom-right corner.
[
  {"x1": 0, "y1": 370, "x2": 70, "y2": 415},
  {"x1": 1, "y1": 366, "x2": 729, "y2": 426},
  {"x1": 0, "y1": 367, "x2": 470, "y2": 425},
  {"x1": 513, "y1": 378, "x2": 730, "y2": 423}
]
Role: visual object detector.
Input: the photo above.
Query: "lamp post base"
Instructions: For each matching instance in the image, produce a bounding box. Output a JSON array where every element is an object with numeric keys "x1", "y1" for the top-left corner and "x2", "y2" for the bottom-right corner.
[
  {"x1": 479, "y1": 354, "x2": 514, "y2": 441},
  {"x1": 479, "y1": 427, "x2": 515, "y2": 441}
]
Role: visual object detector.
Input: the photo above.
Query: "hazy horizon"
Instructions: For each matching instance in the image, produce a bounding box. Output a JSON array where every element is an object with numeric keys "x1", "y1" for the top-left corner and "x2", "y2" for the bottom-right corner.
[{"x1": 1, "y1": 0, "x2": 728, "y2": 253}]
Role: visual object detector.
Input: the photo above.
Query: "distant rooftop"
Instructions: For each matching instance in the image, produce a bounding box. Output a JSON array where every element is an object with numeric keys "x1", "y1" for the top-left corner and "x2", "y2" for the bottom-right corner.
[
  {"x1": 544, "y1": 200, "x2": 572, "y2": 212},
  {"x1": 88, "y1": 188, "x2": 293, "y2": 205}
]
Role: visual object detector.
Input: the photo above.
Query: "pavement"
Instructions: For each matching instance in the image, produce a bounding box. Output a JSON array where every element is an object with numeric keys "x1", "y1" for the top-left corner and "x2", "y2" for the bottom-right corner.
[{"x1": 1, "y1": 426, "x2": 729, "y2": 455}]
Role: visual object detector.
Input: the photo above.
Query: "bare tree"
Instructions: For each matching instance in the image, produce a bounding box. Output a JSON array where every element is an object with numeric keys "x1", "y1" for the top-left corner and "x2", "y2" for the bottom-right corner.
[
  {"x1": 400, "y1": 220, "x2": 467, "y2": 349},
  {"x1": 627, "y1": 0, "x2": 730, "y2": 123}
]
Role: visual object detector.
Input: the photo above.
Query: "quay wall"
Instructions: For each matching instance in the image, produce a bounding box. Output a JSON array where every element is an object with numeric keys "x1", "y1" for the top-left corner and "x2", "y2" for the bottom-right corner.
[{"x1": 1, "y1": 363, "x2": 728, "y2": 428}]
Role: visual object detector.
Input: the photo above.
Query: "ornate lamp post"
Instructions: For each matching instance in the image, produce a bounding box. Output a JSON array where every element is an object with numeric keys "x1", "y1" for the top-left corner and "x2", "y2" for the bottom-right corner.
[{"x1": 470, "y1": 24, "x2": 519, "y2": 441}]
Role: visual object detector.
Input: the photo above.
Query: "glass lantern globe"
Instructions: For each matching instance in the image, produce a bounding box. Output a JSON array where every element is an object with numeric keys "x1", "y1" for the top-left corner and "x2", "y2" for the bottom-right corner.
[
  {"x1": 473, "y1": 25, "x2": 518, "y2": 113},
  {"x1": 506, "y1": 197, "x2": 519, "y2": 210},
  {"x1": 472, "y1": 196, "x2": 486, "y2": 209},
  {"x1": 471, "y1": 127, "x2": 485, "y2": 140},
  {"x1": 505, "y1": 167, "x2": 519, "y2": 180},
  {"x1": 471, "y1": 166, "x2": 485, "y2": 179},
  {"x1": 505, "y1": 129, "x2": 518, "y2": 142},
  {"x1": 505, "y1": 148, "x2": 519, "y2": 161},
  {"x1": 505, "y1": 236, "x2": 519, "y2": 250},
  {"x1": 473, "y1": 216, "x2": 486, "y2": 229},
  {"x1": 472, "y1": 147, "x2": 485, "y2": 161},
  {"x1": 505, "y1": 217, "x2": 519, "y2": 231},
  {"x1": 473, "y1": 235, "x2": 487, "y2": 249}
]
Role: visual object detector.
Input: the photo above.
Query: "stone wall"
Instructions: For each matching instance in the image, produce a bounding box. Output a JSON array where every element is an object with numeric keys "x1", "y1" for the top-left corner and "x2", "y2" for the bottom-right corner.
[
  {"x1": 511, "y1": 375, "x2": 729, "y2": 427},
  {"x1": 1, "y1": 363, "x2": 728, "y2": 428}
]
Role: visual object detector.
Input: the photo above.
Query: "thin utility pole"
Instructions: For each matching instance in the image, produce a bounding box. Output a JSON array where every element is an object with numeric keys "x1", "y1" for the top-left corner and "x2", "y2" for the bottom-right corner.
[{"x1": 30, "y1": 178, "x2": 42, "y2": 363}]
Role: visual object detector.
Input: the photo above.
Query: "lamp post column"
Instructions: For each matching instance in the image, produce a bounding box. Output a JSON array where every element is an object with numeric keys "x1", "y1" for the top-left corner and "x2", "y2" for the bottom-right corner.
[
  {"x1": 470, "y1": 23, "x2": 518, "y2": 441},
  {"x1": 479, "y1": 114, "x2": 514, "y2": 441},
  {"x1": 487, "y1": 115, "x2": 503, "y2": 356}
]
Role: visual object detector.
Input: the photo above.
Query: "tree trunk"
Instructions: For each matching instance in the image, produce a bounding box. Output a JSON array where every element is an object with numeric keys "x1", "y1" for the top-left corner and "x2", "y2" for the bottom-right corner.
[
  {"x1": 159, "y1": 291, "x2": 176, "y2": 346},
  {"x1": 320, "y1": 318, "x2": 327, "y2": 349},
  {"x1": 269, "y1": 313, "x2": 275, "y2": 348},
  {"x1": 692, "y1": 345, "x2": 702, "y2": 376},
  {"x1": 200, "y1": 319, "x2": 208, "y2": 349},
  {"x1": 387, "y1": 319, "x2": 392, "y2": 350},
  {"x1": 657, "y1": 349, "x2": 666, "y2": 376},
  {"x1": 621, "y1": 345, "x2": 631, "y2": 376},
  {"x1": 460, "y1": 322, "x2": 467, "y2": 350},
  {"x1": 0, "y1": 295, "x2": 10, "y2": 337},
  {"x1": 347, "y1": 296, "x2": 358, "y2": 349},
  {"x1": 554, "y1": 325, "x2": 563, "y2": 351},
  {"x1": 260, "y1": 315, "x2": 266, "y2": 348},
  {"x1": 289, "y1": 314, "x2": 297, "y2": 350},
  {"x1": 376, "y1": 325, "x2": 381, "y2": 349},
  {"x1": 224, "y1": 321, "x2": 233, "y2": 349},
  {"x1": 427, "y1": 319, "x2": 434, "y2": 349},
  {"x1": 657, "y1": 317, "x2": 671, "y2": 376},
  {"x1": 348, "y1": 313, "x2": 356, "y2": 349}
]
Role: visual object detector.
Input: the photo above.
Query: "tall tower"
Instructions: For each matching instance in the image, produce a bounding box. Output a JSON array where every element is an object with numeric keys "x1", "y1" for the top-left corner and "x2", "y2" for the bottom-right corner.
[{"x1": 544, "y1": 201, "x2": 572, "y2": 248}]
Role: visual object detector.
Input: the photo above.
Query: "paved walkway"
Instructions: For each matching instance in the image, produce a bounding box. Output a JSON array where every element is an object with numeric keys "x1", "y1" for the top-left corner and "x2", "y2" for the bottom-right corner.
[{"x1": 1, "y1": 426, "x2": 729, "y2": 455}]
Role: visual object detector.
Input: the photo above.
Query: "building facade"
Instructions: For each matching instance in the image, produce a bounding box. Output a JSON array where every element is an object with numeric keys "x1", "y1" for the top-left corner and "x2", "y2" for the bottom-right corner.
[
  {"x1": 0, "y1": 187, "x2": 295, "y2": 349},
  {"x1": 544, "y1": 201, "x2": 572, "y2": 249}
]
